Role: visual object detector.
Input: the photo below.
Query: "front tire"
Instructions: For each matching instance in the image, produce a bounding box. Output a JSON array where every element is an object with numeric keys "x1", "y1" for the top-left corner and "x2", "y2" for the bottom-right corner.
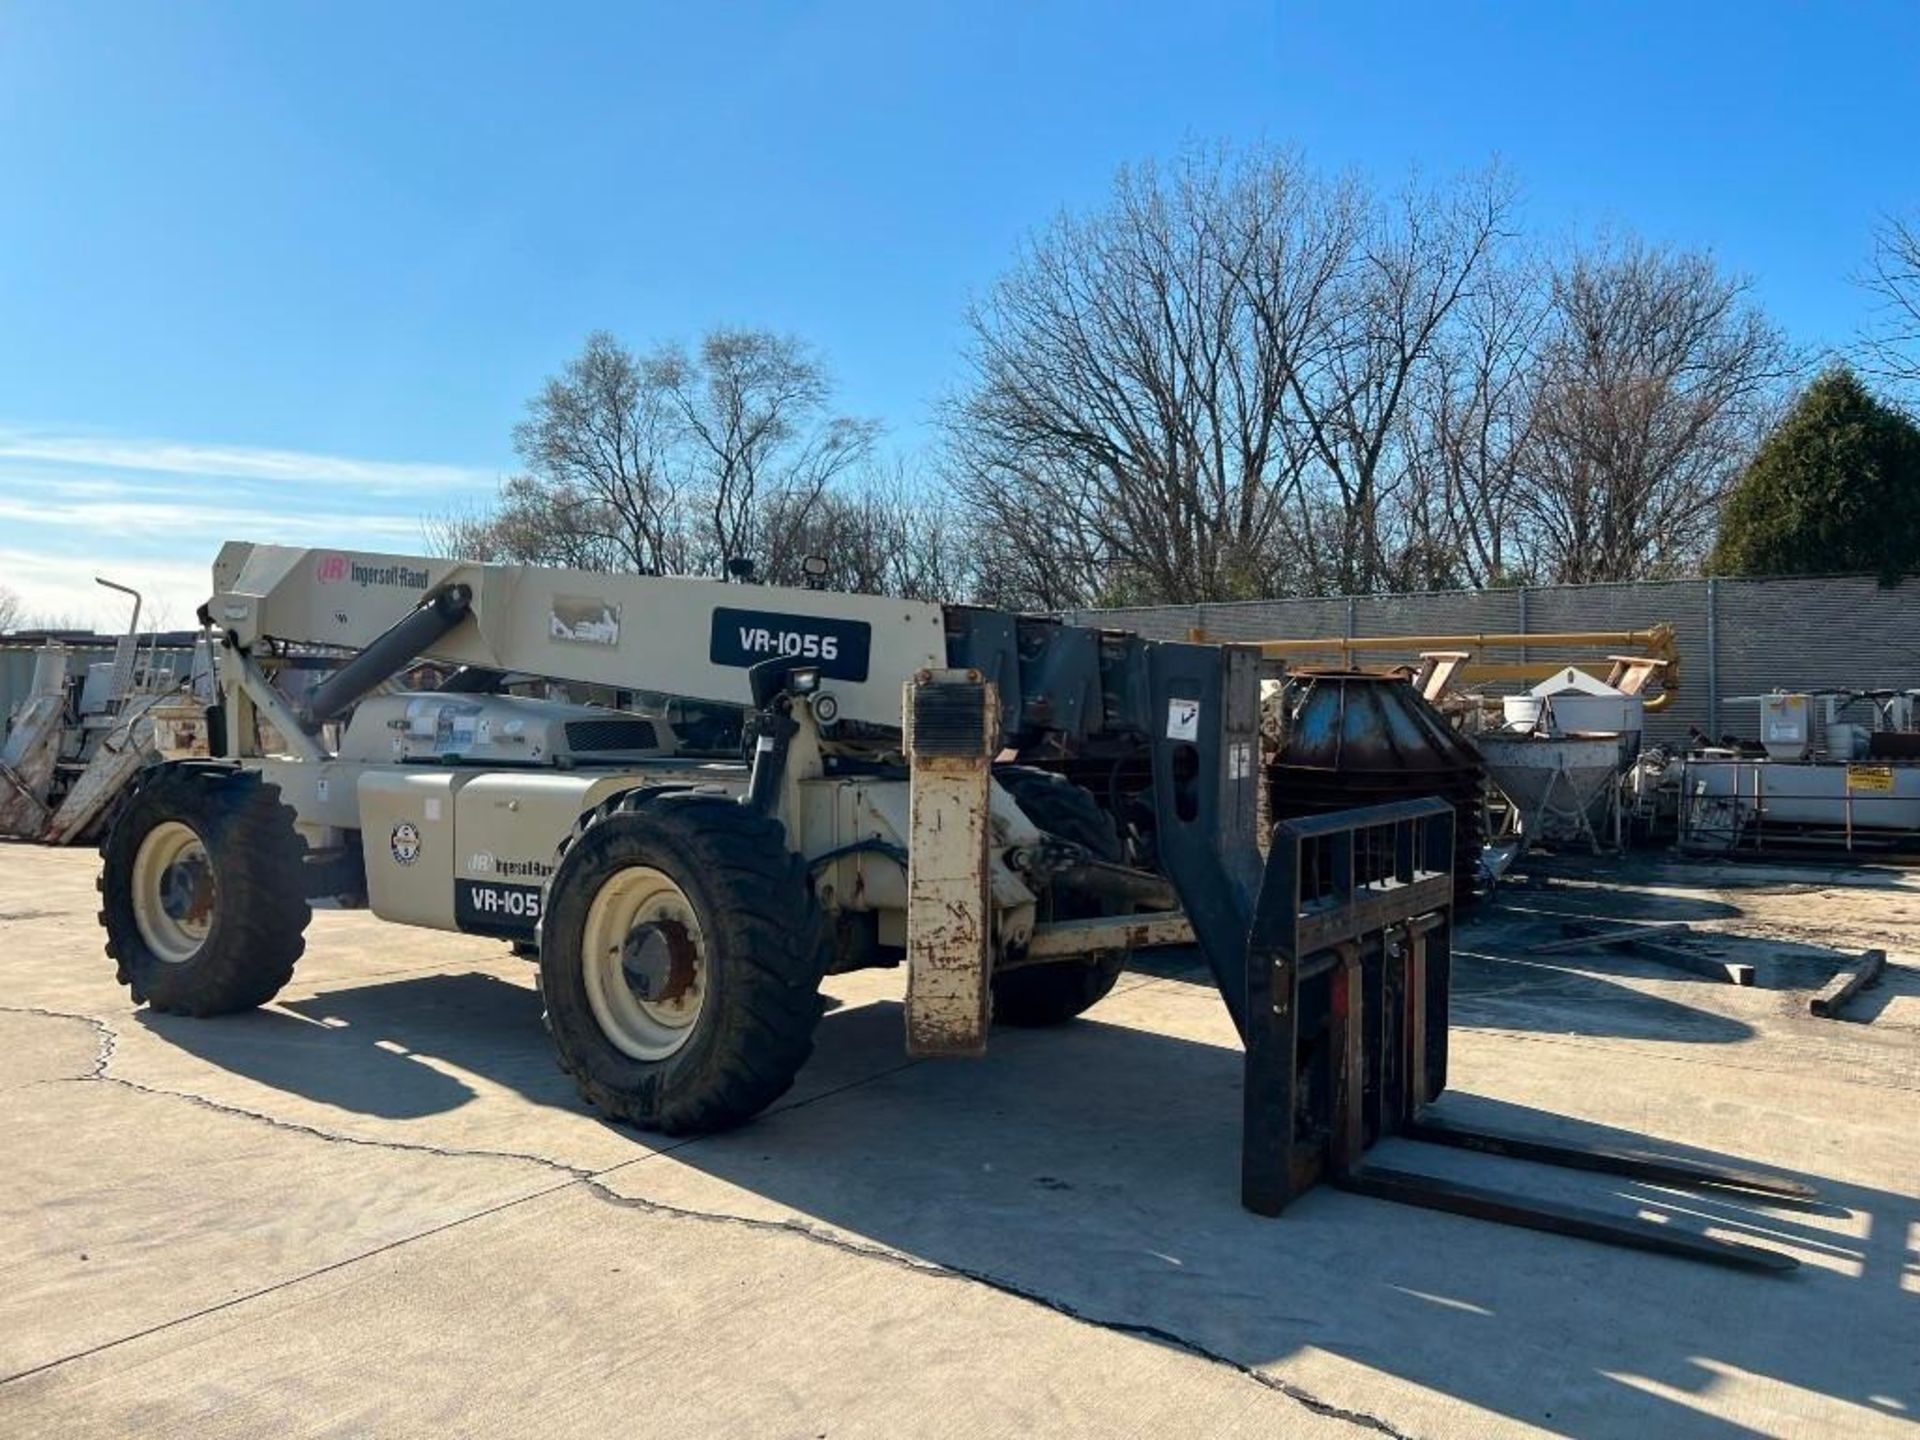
[
  {"x1": 537, "y1": 792, "x2": 827, "y2": 1134},
  {"x1": 99, "y1": 764, "x2": 311, "y2": 1015}
]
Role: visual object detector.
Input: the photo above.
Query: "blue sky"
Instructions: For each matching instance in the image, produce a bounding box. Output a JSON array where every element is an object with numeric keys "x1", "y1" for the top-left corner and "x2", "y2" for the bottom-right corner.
[{"x1": 1, "y1": 0, "x2": 1914, "y2": 627}]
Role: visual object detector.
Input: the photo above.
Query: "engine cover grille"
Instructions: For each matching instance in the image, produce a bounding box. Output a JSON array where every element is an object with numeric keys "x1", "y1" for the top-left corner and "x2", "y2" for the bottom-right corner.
[{"x1": 564, "y1": 718, "x2": 660, "y2": 753}]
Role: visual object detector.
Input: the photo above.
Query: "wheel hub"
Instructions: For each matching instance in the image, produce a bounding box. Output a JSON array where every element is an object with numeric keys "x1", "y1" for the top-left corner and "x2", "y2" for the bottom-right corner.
[
  {"x1": 130, "y1": 820, "x2": 216, "y2": 965},
  {"x1": 620, "y1": 919, "x2": 698, "y2": 1005},
  {"x1": 159, "y1": 855, "x2": 215, "y2": 927},
  {"x1": 580, "y1": 866, "x2": 709, "y2": 1062}
]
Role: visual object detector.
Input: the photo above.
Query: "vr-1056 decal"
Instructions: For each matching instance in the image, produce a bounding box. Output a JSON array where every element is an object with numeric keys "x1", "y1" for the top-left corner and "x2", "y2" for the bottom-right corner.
[{"x1": 709, "y1": 606, "x2": 872, "y2": 682}]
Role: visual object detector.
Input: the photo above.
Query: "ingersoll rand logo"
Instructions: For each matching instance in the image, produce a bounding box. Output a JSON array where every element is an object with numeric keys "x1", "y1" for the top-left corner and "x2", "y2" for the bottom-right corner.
[{"x1": 314, "y1": 553, "x2": 430, "y2": 590}]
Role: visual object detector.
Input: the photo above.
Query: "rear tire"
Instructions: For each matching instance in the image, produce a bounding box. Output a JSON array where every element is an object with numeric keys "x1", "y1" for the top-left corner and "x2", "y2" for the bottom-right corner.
[
  {"x1": 99, "y1": 764, "x2": 310, "y2": 1015},
  {"x1": 537, "y1": 791, "x2": 827, "y2": 1134},
  {"x1": 992, "y1": 767, "x2": 1128, "y2": 1027}
]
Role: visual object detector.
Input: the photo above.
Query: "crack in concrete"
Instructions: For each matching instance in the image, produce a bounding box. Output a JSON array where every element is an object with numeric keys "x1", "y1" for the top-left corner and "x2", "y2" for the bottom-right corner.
[
  {"x1": 1, "y1": 1003, "x2": 608, "y2": 1178},
  {"x1": 0, "y1": 1002, "x2": 1411, "y2": 1437},
  {"x1": 99, "y1": 1073, "x2": 605, "y2": 1177},
  {"x1": 0, "y1": 1003, "x2": 116, "y2": 1078},
  {"x1": 568, "y1": 1176, "x2": 1411, "y2": 1438}
]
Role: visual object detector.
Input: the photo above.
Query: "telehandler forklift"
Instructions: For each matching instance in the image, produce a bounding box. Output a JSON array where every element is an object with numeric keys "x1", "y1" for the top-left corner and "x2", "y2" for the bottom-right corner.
[{"x1": 96, "y1": 542, "x2": 1813, "y2": 1269}]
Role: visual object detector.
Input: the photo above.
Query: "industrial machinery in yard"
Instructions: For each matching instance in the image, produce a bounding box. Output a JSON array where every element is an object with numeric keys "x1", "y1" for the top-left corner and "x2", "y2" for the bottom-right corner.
[
  {"x1": 1679, "y1": 689, "x2": 1920, "y2": 857},
  {"x1": 94, "y1": 542, "x2": 1813, "y2": 1267},
  {"x1": 0, "y1": 581, "x2": 213, "y2": 844}
]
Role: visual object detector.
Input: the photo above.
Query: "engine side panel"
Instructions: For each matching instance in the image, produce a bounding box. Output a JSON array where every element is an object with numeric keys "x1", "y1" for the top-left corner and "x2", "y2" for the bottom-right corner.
[
  {"x1": 358, "y1": 766, "x2": 745, "y2": 940},
  {"x1": 357, "y1": 770, "x2": 466, "y2": 929}
]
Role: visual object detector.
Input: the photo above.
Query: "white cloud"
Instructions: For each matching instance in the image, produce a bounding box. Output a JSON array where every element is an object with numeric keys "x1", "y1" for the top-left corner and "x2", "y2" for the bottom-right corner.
[
  {"x1": 0, "y1": 495, "x2": 424, "y2": 539},
  {"x1": 0, "y1": 430, "x2": 494, "y2": 494},
  {"x1": 5, "y1": 473, "x2": 141, "y2": 499},
  {"x1": 0, "y1": 549, "x2": 213, "y2": 632},
  {"x1": 0, "y1": 426, "x2": 491, "y2": 632}
]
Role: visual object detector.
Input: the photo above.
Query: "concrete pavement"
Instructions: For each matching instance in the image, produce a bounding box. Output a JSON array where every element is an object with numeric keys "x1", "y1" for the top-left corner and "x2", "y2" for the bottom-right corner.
[{"x1": 1, "y1": 842, "x2": 1916, "y2": 1437}]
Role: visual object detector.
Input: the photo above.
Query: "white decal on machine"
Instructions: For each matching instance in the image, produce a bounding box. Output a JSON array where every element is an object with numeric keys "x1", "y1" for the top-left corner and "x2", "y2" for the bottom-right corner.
[
  {"x1": 467, "y1": 886, "x2": 541, "y2": 920},
  {"x1": 390, "y1": 821, "x2": 422, "y2": 865},
  {"x1": 1167, "y1": 698, "x2": 1200, "y2": 741},
  {"x1": 736, "y1": 627, "x2": 840, "y2": 661},
  {"x1": 456, "y1": 880, "x2": 545, "y2": 932},
  {"x1": 551, "y1": 595, "x2": 622, "y2": 647}
]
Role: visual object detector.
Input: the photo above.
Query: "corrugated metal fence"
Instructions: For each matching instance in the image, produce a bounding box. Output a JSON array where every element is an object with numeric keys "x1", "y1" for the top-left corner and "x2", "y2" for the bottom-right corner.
[{"x1": 1064, "y1": 573, "x2": 1920, "y2": 747}]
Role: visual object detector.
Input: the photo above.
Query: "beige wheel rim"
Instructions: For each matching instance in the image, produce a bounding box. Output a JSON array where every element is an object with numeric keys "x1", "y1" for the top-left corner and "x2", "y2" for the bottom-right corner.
[
  {"x1": 581, "y1": 865, "x2": 708, "y2": 1061},
  {"x1": 131, "y1": 820, "x2": 216, "y2": 964}
]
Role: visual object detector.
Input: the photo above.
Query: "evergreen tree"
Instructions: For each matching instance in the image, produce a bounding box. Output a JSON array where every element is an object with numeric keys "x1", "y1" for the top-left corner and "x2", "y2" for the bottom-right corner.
[{"x1": 1710, "y1": 367, "x2": 1920, "y2": 581}]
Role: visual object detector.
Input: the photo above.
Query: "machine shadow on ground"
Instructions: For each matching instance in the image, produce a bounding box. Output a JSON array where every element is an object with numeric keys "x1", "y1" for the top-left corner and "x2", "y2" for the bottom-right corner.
[
  {"x1": 1523, "y1": 852, "x2": 1920, "y2": 894},
  {"x1": 1130, "y1": 937, "x2": 1759, "y2": 1043},
  {"x1": 134, "y1": 971, "x2": 546, "y2": 1119},
  {"x1": 133, "y1": 935, "x2": 1767, "y2": 1134},
  {"x1": 659, "y1": 996, "x2": 1916, "y2": 1440},
  {"x1": 135, "y1": 967, "x2": 880, "y2": 1125},
  {"x1": 131, "y1": 958, "x2": 1916, "y2": 1437}
]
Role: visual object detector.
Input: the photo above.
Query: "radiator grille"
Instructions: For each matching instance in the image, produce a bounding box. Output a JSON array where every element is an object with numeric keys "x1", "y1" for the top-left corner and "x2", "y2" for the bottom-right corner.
[
  {"x1": 910, "y1": 681, "x2": 990, "y2": 758},
  {"x1": 564, "y1": 719, "x2": 660, "y2": 753}
]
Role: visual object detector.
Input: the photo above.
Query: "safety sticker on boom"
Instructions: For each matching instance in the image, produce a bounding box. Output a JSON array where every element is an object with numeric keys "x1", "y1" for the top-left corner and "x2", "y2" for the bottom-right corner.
[{"x1": 709, "y1": 607, "x2": 872, "y2": 682}]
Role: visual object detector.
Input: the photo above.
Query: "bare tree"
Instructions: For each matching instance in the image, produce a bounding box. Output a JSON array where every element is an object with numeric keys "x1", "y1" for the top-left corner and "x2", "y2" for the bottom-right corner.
[
  {"x1": 958, "y1": 467, "x2": 1119, "y2": 610},
  {"x1": 426, "y1": 475, "x2": 638, "y2": 571},
  {"x1": 1283, "y1": 169, "x2": 1515, "y2": 592},
  {"x1": 1394, "y1": 251, "x2": 1550, "y2": 586},
  {"x1": 651, "y1": 330, "x2": 877, "y2": 576},
  {"x1": 762, "y1": 459, "x2": 974, "y2": 599},
  {"x1": 1858, "y1": 213, "x2": 1920, "y2": 395},
  {"x1": 944, "y1": 147, "x2": 1516, "y2": 607},
  {"x1": 948, "y1": 147, "x2": 1344, "y2": 608},
  {"x1": 431, "y1": 329, "x2": 875, "y2": 581},
  {"x1": 0, "y1": 584, "x2": 19, "y2": 634},
  {"x1": 508, "y1": 331, "x2": 687, "y2": 573},
  {"x1": 1215, "y1": 157, "x2": 1364, "y2": 594},
  {"x1": 1514, "y1": 240, "x2": 1794, "y2": 582}
]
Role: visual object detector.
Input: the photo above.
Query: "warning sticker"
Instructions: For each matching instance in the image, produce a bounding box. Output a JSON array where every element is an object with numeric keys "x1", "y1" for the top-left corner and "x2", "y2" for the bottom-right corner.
[
  {"x1": 389, "y1": 821, "x2": 422, "y2": 866},
  {"x1": 1167, "y1": 698, "x2": 1201, "y2": 741},
  {"x1": 1847, "y1": 764, "x2": 1895, "y2": 794}
]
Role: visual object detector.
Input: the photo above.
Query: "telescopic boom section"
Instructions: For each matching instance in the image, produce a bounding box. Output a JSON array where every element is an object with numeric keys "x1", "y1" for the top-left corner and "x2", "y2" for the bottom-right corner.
[{"x1": 206, "y1": 541, "x2": 950, "y2": 729}]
